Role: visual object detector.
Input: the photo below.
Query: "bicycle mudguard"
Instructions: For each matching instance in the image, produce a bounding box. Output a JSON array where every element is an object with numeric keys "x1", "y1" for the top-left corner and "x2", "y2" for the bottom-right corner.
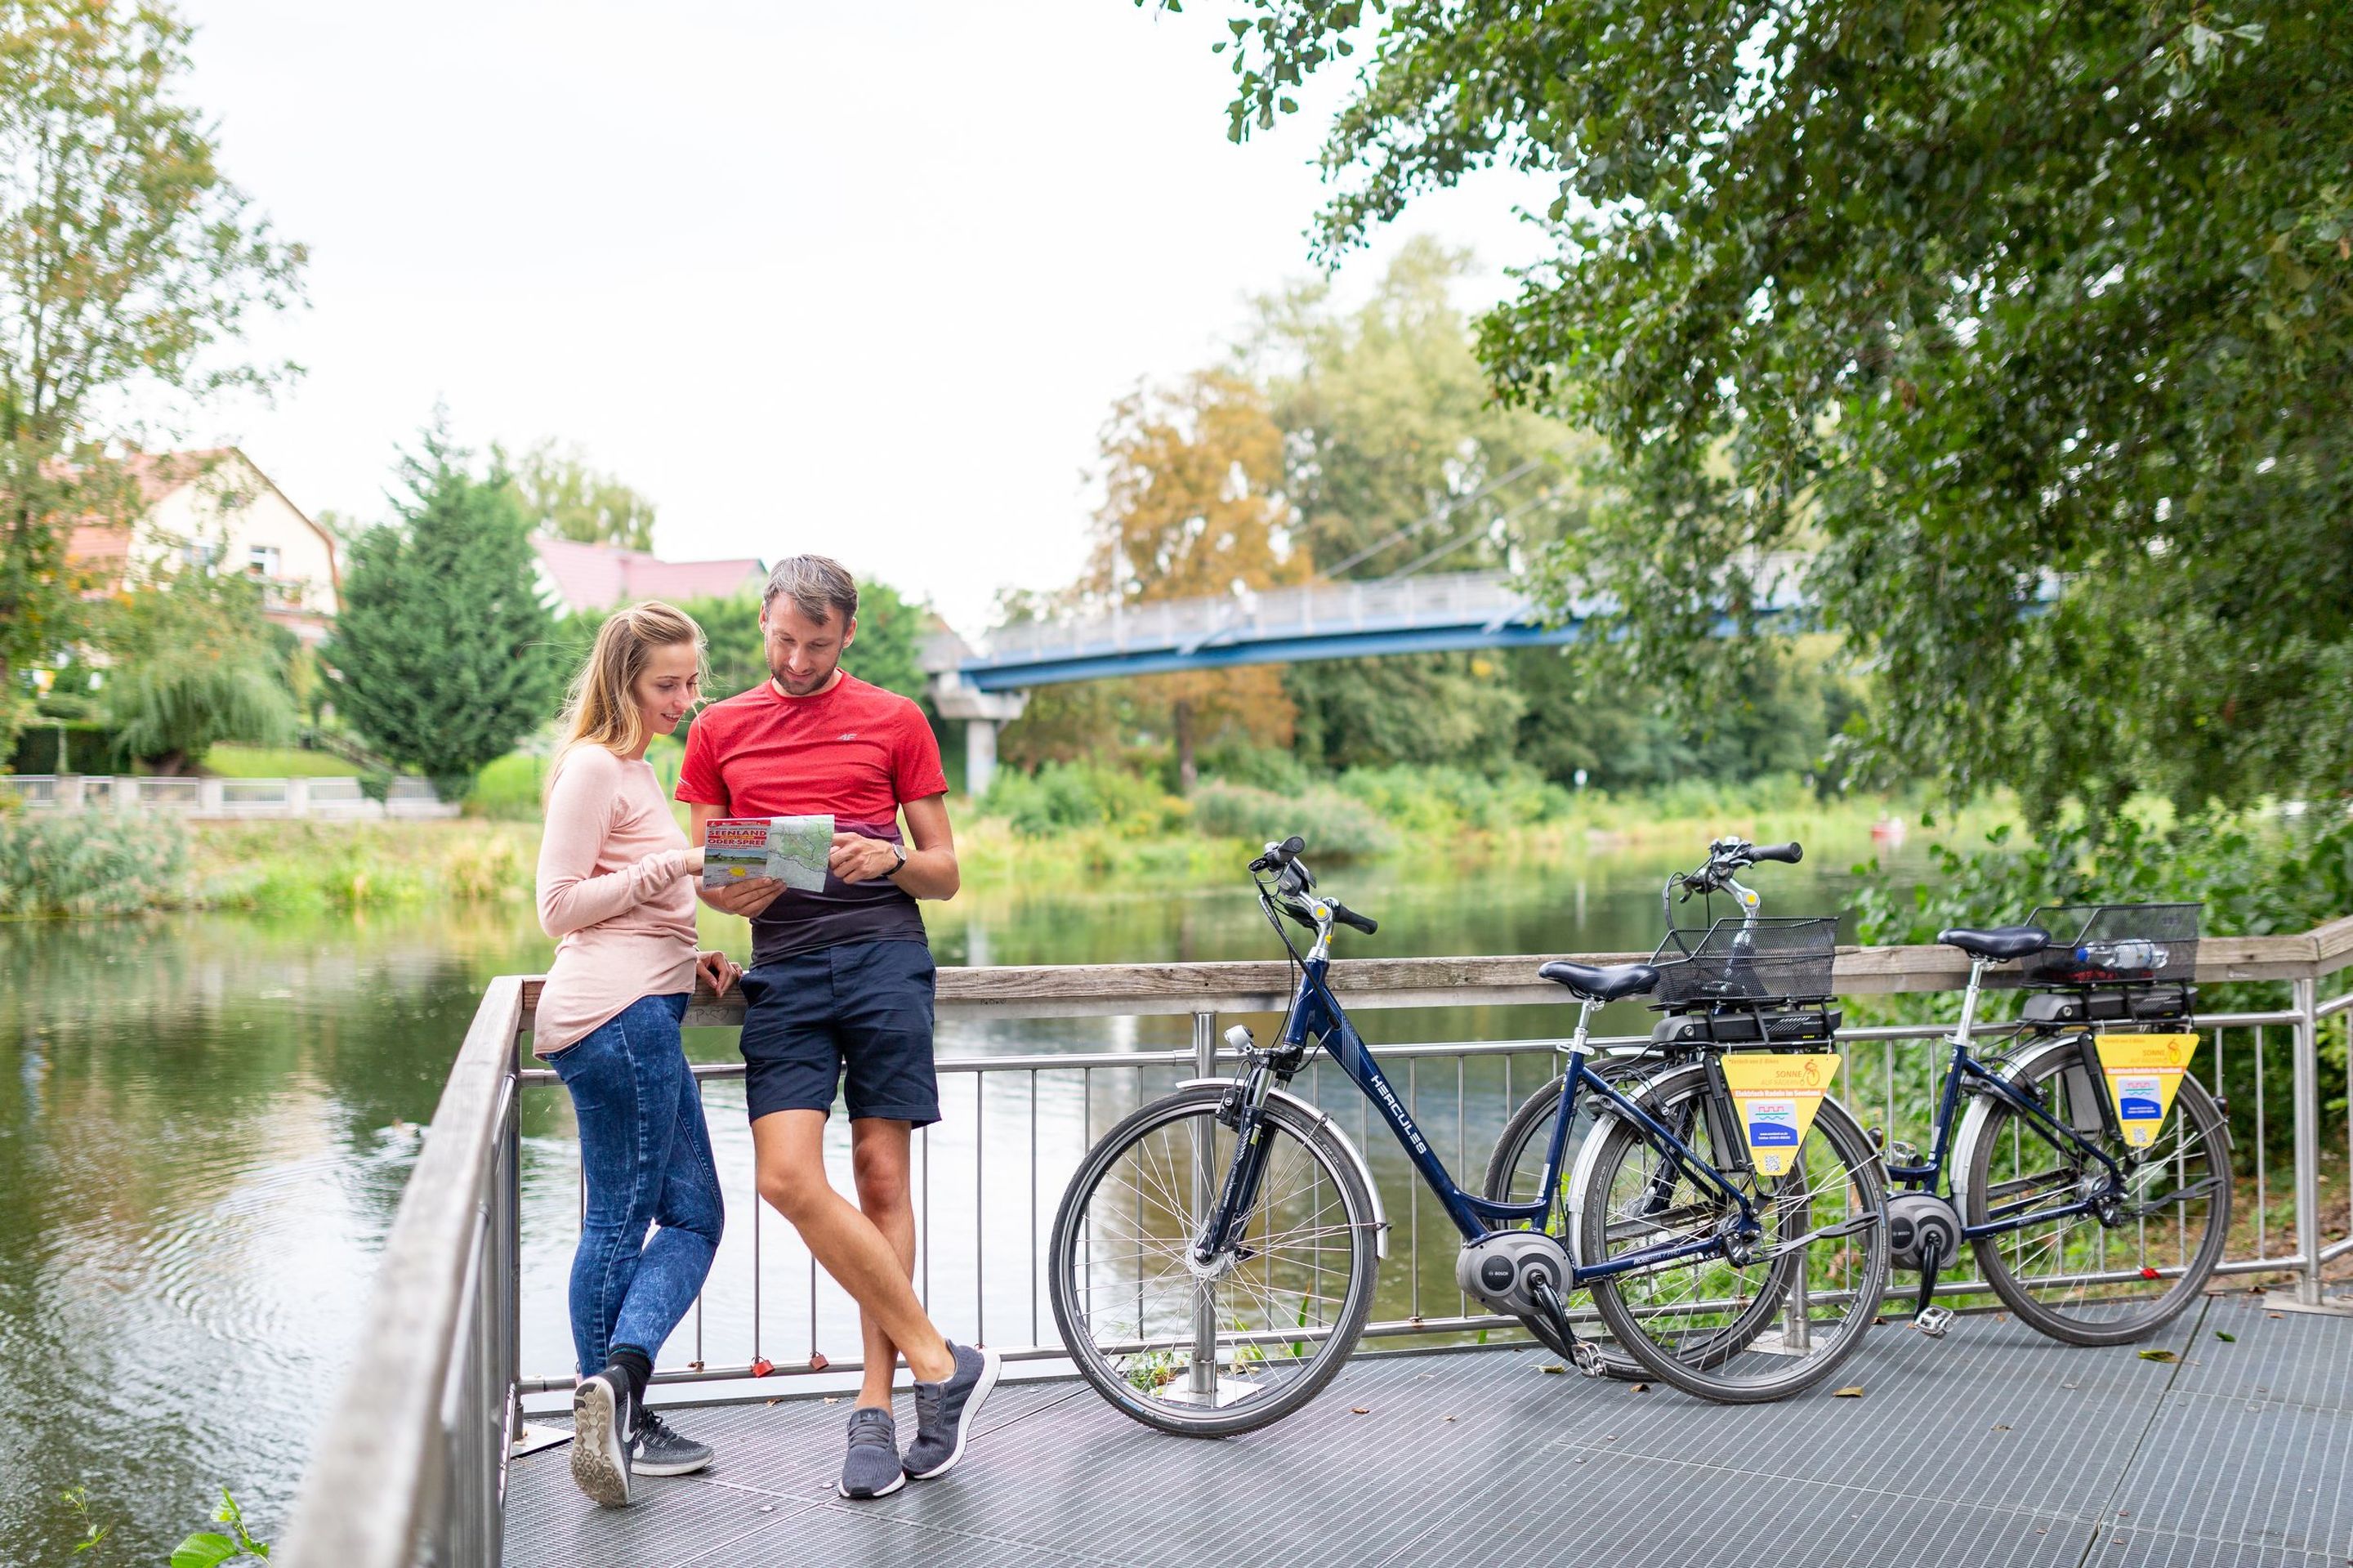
[
  {"x1": 1561, "y1": 1060, "x2": 1720, "y2": 1266},
  {"x1": 1946, "y1": 1034, "x2": 2230, "y2": 1217},
  {"x1": 1177, "y1": 1079, "x2": 1391, "y2": 1258}
]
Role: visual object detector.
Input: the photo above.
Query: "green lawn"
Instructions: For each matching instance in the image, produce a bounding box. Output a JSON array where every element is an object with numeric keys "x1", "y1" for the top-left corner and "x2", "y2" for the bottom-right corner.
[{"x1": 199, "y1": 745, "x2": 368, "y2": 779}]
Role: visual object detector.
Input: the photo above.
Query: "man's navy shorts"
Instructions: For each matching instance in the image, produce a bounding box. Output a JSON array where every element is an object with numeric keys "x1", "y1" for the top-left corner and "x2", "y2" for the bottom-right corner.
[{"x1": 738, "y1": 939, "x2": 940, "y2": 1127}]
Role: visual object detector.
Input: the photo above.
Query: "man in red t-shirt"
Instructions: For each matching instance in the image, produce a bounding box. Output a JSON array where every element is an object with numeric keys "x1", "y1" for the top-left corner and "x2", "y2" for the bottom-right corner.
[{"x1": 678, "y1": 555, "x2": 998, "y2": 1498}]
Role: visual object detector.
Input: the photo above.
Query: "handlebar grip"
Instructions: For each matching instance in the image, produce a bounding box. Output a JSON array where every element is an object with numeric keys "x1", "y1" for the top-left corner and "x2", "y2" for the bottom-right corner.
[
  {"x1": 1750, "y1": 842, "x2": 1803, "y2": 865},
  {"x1": 1330, "y1": 900, "x2": 1377, "y2": 935}
]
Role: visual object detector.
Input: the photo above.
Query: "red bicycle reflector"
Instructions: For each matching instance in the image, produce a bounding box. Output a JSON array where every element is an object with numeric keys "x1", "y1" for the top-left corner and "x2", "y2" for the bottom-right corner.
[{"x1": 2139, "y1": 1266, "x2": 2160, "y2": 1280}]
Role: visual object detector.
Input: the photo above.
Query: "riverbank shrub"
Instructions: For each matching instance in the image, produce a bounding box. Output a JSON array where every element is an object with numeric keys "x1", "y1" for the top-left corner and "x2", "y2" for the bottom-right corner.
[
  {"x1": 0, "y1": 813, "x2": 190, "y2": 915},
  {"x1": 1336, "y1": 763, "x2": 1572, "y2": 838},
  {"x1": 982, "y1": 762, "x2": 1182, "y2": 838},
  {"x1": 1189, "y1": 780, "x2": 1394, "y2": 860}
]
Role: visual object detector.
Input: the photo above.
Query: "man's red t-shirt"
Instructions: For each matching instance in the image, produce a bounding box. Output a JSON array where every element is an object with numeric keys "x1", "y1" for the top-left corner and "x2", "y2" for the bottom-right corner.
[{"x1": 676, "y1": 672, "x2": 949, "y2": 963}]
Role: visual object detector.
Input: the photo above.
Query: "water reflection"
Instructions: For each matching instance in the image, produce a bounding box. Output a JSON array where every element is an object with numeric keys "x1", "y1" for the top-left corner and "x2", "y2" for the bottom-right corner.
[{"x1": 0, "y1": 828, "x2": 1922, "y2": 1562}]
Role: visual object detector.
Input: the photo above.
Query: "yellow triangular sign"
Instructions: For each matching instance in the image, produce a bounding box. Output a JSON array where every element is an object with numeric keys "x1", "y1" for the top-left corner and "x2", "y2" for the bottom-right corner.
[
  {"x1": 2093, "y1": 1034, "x2": 2199, "y2": 1148},
  {"x1": 1719, "y1": 1053, "x2": 1842, "y2": 1177}
]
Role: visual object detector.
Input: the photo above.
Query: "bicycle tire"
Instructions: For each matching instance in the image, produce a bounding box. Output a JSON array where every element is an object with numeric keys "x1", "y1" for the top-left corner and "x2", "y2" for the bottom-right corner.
[
  {"x1": 1047, "y1": 1084, "x2": 1380, "y2": 1436},
  {"x1": 1962, "y1": 1045, "x2": 2230, "y2": 1344},
  {"x1": 1580, "y1": 1062, "x2": 1888, "y2": 1403}
]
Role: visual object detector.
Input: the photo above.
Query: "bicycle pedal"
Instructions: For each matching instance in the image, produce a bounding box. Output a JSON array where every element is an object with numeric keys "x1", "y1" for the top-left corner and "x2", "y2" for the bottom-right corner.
[
  {"x1": 1569, "y1": 1342, "x2": 1605, "y2": 1378},
  {"x1": 1912, "y1": 1306, "x2": 1956, "y2": 1338}
]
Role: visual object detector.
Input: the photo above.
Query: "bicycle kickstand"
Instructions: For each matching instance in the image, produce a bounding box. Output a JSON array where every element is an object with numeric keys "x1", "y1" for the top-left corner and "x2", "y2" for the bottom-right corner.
[
  {"x1": 1529, "y1": 1278, "x2": 1605, "y2": 1376},
  {"x1": 1912, "y1": 1237, "x2": 1955, "y2": 1338}
]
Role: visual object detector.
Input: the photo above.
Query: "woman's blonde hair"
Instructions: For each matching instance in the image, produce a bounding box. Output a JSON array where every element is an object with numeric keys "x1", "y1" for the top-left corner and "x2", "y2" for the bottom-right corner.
[{"x1": 548, "y1": 600, "x2": 707, "y2": 793}]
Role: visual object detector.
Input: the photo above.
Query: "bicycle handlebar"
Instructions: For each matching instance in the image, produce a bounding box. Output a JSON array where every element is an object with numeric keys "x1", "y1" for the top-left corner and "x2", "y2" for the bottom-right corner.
[
  {"x1": 1750, "y1": 842, "x2": 1803, "y2": 865},
  {"x1": 1251, "y1": 835, "x2": 1378, "y2": 940}
]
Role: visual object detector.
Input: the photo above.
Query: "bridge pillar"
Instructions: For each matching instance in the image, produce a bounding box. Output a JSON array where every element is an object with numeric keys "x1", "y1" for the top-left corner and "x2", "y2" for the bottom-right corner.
[
  {"x1": 926, "y1": 672, "x2": 1028, "y2": 798},
  {"x1": 966, "y1": 717, "x2": 1002, "y2": 798}
]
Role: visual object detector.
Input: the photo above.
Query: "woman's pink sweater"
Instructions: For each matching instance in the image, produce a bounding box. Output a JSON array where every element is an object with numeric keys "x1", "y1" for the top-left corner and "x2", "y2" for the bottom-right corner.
[{"x1": 533, "y1": 744, "x2": 699, "y2": 1057}]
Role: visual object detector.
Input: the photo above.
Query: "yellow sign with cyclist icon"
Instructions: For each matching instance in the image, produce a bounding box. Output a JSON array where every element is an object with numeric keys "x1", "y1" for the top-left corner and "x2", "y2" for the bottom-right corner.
[
  {"x1": 1720, "y1": 1053, "x2": 1841, "y2": 1177},
  {"x1": 2093, "y1": 1033, "x2": 2199, "y2": 1149}
]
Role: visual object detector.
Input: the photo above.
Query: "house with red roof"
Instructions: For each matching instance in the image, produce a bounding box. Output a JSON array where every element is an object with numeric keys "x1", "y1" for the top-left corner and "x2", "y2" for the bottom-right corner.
[
  {"x1": 529, "y1": 534, "x2": 767, "y2": 614},
  {"x1": 67, "y1": 448, "x2": 342, "y2": 646}
]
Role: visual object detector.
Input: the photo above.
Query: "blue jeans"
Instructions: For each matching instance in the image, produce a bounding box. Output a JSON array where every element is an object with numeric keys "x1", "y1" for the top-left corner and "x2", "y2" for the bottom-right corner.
[{"x1": 547, "y1": 992, "x2": 723, "y2": 1377}]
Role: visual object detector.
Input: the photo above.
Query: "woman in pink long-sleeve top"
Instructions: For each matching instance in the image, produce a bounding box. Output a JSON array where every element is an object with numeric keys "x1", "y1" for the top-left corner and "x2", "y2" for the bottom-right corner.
[{"x1": 534, "y1": 601, "x2": 740, "y2": 1510}]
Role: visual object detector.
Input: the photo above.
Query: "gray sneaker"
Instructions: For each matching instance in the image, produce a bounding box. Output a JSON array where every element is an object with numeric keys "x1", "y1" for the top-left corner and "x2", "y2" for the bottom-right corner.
[
  {"x1": 902, "y1": 1343, "x2": 1002, "y2": 1481},
  {"x1": 569, "y1": 1369, "x2": 634, "y2": 1508},
  {"x1": 632, "y1": 1408, "x2": 714, "y2": 1477},
  {"x1": 837, "y1": 1406, "x2": 906, "y2": 1499}
]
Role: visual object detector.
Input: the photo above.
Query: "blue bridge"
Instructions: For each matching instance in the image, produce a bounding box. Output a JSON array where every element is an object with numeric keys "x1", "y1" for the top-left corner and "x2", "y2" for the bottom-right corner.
[{"x1": 921, "y1": 563, "x2": 1808, "y2": 792}]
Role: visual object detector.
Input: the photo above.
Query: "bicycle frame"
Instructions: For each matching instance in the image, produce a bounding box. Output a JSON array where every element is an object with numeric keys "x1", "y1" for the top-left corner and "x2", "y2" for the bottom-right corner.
[
  {"x1": 1889, "y1": 958, "x2": 2132, "y2": 1241},
  {"x1": 1196, "y1": 954, "x2": 1761, "y2": 1286}
]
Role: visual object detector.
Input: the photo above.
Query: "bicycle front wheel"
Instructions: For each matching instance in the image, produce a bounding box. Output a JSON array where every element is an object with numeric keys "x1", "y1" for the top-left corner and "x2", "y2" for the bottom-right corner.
[
  {"x1": 1962, "y1": 1045, "x2": 2230, "y2": 1343},
  {"x1": 1047, "y1": 1084, "x2": 1380, "y2": 1436},
  {"x1": 1580, "y1": 1062, "x2": 1888, "y2": 1403}
]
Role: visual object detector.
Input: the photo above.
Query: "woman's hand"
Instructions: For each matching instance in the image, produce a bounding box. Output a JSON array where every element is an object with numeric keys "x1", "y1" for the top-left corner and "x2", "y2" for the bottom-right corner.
[
  {"x1": 685, "y1": 847, "x2": 706, "y2": 876},
  {"x1": 694, "y1": 949, "x2": 742, "y2": 997}
]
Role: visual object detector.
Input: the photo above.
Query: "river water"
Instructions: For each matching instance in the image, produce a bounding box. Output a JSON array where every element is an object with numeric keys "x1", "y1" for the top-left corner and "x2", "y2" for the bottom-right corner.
[{"x1": 0, "y1": 824, "x2": 1934, "y2": 1562}]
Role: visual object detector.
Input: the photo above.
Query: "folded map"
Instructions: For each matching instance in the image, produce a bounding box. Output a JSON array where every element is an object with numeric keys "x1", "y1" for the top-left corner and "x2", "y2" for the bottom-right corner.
[{"x1": 701, "y1": 815, "x2": 833, "y2": 892}]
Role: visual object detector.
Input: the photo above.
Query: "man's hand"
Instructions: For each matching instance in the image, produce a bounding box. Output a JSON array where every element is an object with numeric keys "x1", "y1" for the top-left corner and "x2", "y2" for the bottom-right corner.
[
  {"x1": 699, "y1": 875, "x2": 785, "y2": 918},
  {"x1": 828, "y1": 831, "x2": 900, "y2": 886}
]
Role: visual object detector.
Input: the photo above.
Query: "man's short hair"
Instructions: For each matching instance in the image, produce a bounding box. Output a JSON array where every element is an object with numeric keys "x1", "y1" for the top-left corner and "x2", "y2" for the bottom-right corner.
[{"x1": 763, "y1": 554, "x2": 859, "y2": 627}]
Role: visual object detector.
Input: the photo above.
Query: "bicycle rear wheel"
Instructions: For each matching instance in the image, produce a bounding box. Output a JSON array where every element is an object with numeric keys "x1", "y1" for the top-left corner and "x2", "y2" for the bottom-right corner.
[
  {"x1": 1579, "y1": 1062, "x2": 1888, "y2": 1403},
  {"x1": 1962, "y1": 1046, "x2": 2230, "y2": 1343},
  {"x1": 1047, "y1": 1084, "x2": 1379, "y2": 1436}
]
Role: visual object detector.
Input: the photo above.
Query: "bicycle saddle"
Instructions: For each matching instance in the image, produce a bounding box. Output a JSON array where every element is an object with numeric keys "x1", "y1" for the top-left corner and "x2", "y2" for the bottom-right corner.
[
  {"x1": 1936, "y1": 925, "x2": 2051, "y2": 961},
  {"x1": 1538, "y1": 960, "x2": 1660, "y2": 1003}
]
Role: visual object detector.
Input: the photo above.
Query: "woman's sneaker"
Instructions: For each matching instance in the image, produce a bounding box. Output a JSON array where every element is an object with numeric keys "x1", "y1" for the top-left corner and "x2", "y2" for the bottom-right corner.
[
  {"x1": 837, "y1": 1407, "x2": 906, "y2": 1499},
  {"x1": 902, "y1": 1343, "x2": 1002, "y2": 1481},
  {"x1": 569, "y1": 1368, "x2": 634, "y2": 1508},
  {"x1": 632, "y1": 1408, "x2": 715, "y2": 1477}
]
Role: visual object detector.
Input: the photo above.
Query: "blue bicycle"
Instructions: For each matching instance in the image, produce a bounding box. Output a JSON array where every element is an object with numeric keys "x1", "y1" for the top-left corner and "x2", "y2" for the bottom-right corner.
[{"x1": 1047, "y1": 837, "x2": 1889, "y2": 1435}]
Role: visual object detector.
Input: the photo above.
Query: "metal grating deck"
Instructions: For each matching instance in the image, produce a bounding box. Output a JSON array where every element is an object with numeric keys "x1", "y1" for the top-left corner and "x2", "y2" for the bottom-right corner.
[{"x1": 502, "y1": 1292, "x2": 2353, "y2": 1567}]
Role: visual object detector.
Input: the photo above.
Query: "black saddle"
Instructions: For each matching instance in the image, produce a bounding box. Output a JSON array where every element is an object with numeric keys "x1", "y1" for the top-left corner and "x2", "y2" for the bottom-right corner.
[
  {"x1": 1937, "y1": 925, "x2": 2051, "y2": 962},
  {"x1": 1538, "y1": 960, "x2": 1660, "y2": 1003}
]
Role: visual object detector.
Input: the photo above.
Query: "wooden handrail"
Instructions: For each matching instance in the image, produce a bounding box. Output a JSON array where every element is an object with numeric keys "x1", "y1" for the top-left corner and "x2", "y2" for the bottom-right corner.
[
  {"x1": 507, "y1": 922, "x2": 2353, "y2": 1030},
  {"x1": 279, "y1": 976, "x2": 525, "y2": 1568}
]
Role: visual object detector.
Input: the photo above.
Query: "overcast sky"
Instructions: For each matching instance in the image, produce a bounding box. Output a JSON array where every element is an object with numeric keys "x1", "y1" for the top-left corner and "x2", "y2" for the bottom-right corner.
[{"x1": 177, "y1": 2, "x2": 1554, "y2": 633}]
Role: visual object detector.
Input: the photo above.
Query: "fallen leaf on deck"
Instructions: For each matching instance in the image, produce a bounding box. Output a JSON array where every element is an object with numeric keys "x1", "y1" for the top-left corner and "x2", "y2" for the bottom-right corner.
[
  {"x1": 1993, "y1": 1423, "x2": 2011, "y2": 1431},
  {"x1": 1833, "y1": 1386, "x2": 1865, "y2": 1397},
  {"x1": 1632, "y1": 1383, "x2": 1651, "y2": 1392},
  {"x1": 2216, "y1": 1331, "x2": 2237, "y2": 1342},
  {"x1": 2137, "y1": 1349, "x2": 2178, "y2": 1363},
  {"x1": 1540, "y1": 1364, "x2": 1567, "y2": 1374},
  {"x1": 1351, "y1": 1405, "x2": 1371, "y2": 1414}
]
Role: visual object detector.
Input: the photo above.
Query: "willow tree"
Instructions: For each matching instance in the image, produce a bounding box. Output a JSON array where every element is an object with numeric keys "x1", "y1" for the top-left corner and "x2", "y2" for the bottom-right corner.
[
  {"x1": 1185, "y1": 1, "x2": 2353, "y2": 820},
  {"x1": 0, "y1": 0, "x2": 306, "y2": 757}
]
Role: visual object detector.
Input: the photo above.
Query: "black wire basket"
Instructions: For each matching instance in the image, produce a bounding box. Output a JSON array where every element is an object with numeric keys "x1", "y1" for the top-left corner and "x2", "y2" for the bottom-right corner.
[
  {"x1": 2023, "y1": 902, "x2": 2200, "y2": 986},
  {"x1": 1651, "y1": 916, "x2": 1841, "y2": 1008}
]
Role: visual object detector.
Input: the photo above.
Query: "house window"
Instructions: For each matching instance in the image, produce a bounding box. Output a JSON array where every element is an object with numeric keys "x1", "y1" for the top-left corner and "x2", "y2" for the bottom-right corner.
[{"x1": 248, "y1": 544, "x2": 282, "y2": 578}]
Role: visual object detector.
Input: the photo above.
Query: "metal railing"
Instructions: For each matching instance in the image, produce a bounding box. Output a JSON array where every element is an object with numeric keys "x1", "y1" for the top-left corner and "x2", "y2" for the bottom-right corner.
[{"x1": 280, "y1": 922, "x2": 2353, "y2": 1567}]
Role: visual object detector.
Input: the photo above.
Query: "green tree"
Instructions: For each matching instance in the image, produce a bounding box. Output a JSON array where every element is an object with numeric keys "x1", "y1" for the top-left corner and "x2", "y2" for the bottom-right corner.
[
  {"x1": 98, "y1": 565, "x2": 297, "y2": 775},
  {"x1": 500, "y1": 439, "x2": 658, "y2": 552},
  {"x1": 1200, "y1": 1, "x2": 2353, "y2": 820},
  {"x1": 326, "y1": 423, "x2": 561, "y2": 798},
  {"x1": 1244, "y1": 239, "x2": 1586, "y2": 771},
  {"x1": 0, "y1": 0, "x2": 303, "y2": 761}
]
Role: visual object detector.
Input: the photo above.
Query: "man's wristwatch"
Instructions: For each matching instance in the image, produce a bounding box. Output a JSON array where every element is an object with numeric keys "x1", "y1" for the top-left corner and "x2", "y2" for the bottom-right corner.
[{"x1": 885, "y1": 841, "x2": 909, "y2": 878}]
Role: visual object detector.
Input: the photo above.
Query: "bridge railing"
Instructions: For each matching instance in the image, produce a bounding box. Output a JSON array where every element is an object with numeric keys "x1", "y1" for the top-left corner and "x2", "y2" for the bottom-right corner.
[
  {"x1": 280, "y1": 922, "x2": 2353, "y2": 1568},
  {"x1": 975, "y1": 571, "x2": 1533, "y2": 666}
]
